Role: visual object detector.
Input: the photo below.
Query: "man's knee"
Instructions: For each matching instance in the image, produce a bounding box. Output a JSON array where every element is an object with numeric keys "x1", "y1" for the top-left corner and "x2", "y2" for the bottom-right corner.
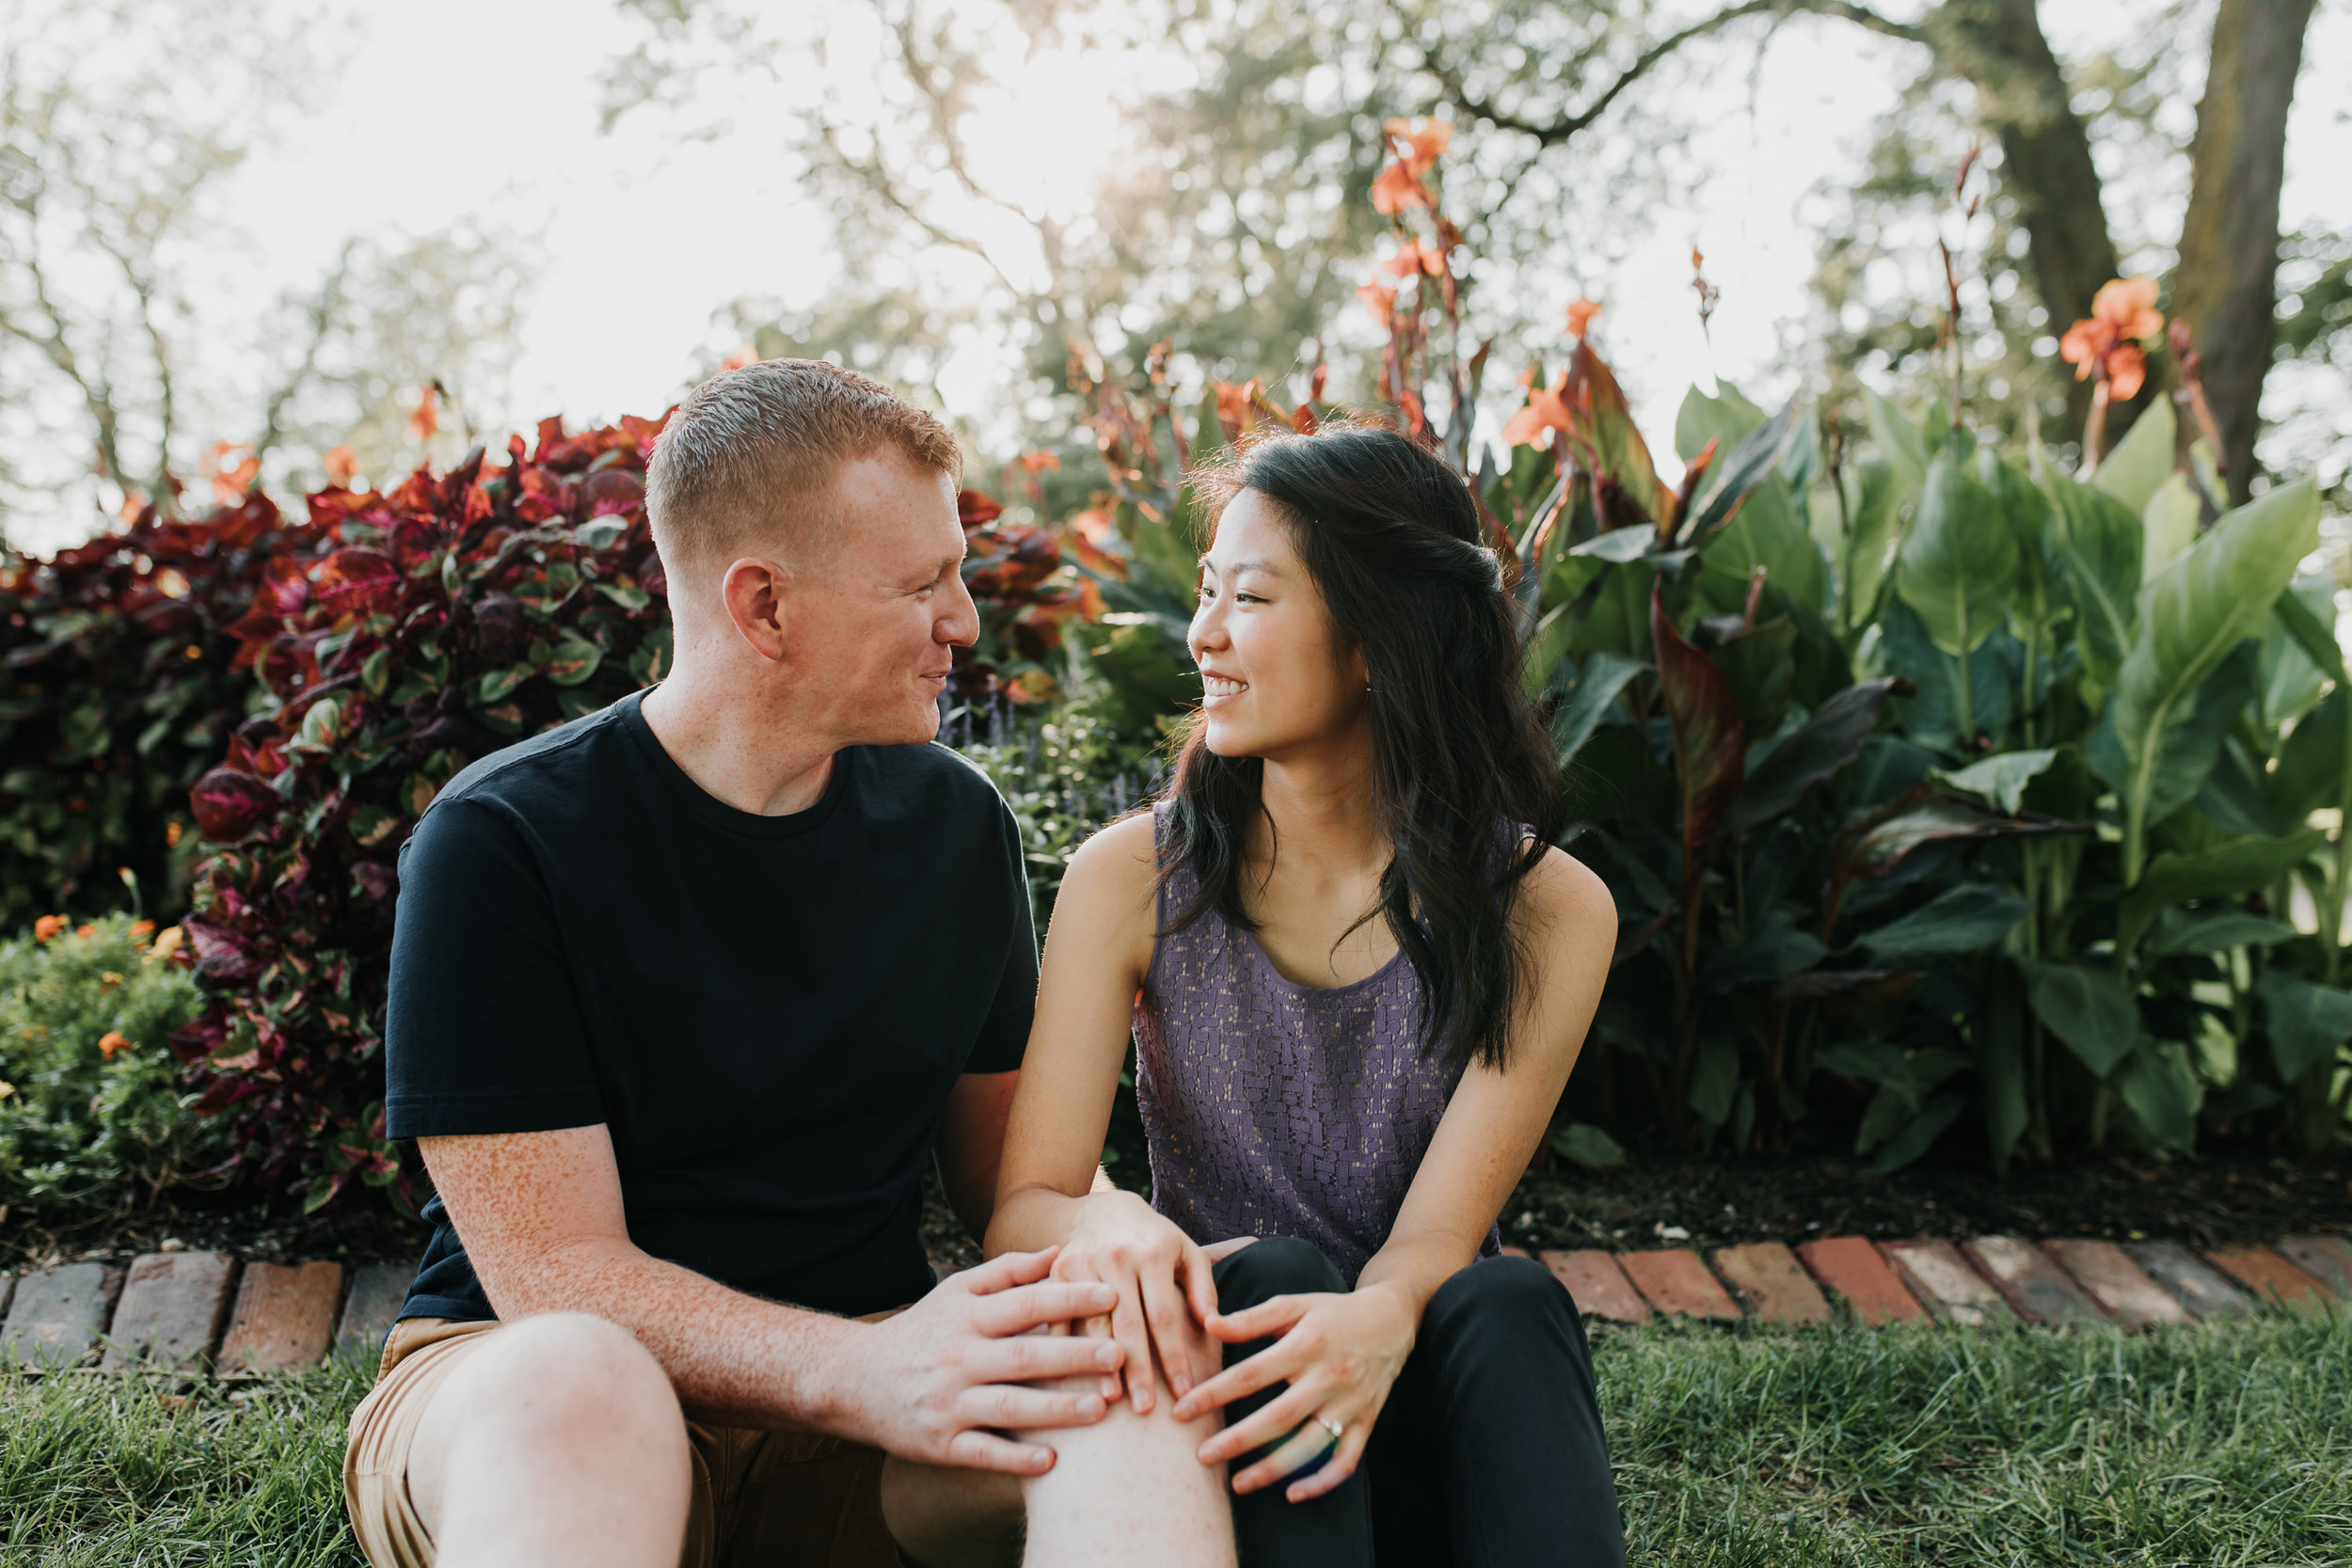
[
  {"x1": 1213, "y1": 1236, "x2": 1345, "y2": 1312},
  {"x1": 438, "y1": 1313, "x2": 685, "y2": 1453}
]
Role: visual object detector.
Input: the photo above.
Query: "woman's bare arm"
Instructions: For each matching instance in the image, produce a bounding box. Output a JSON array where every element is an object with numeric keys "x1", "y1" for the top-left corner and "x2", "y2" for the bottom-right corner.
[{"x1": 1356, "y1": 844, "x2": 1617, "y2": 1314}]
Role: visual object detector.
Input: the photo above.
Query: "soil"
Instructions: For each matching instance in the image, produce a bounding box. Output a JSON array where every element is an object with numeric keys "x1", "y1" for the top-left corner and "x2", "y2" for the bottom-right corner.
[{"x1": 11, "y1": 1140, "x2": 2348, "y2": 1281}]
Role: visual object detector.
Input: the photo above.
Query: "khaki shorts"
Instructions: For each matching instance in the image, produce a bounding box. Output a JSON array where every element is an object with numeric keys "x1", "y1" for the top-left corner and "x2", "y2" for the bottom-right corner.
[{"x1": 343, "y1": 1317, "x2": 906, "y2": 1568}]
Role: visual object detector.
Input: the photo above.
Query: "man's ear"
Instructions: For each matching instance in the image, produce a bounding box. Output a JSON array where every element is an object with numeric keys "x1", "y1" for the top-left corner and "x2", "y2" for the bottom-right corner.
[{"x1": 720, "y1": 556, "x2": 794, "y2": 663}]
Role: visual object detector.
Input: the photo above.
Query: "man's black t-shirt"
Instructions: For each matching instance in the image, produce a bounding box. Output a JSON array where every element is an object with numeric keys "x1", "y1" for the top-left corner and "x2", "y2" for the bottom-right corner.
[{"x1": 384, "y1": 690, "x2": 1036, "y2": 1323}]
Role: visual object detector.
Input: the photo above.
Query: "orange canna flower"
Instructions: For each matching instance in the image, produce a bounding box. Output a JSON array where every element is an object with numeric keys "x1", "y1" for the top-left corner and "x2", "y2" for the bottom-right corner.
[
  {"x1": 34, "y1": 914, "x2": 66, "y2": 943},
  {"x1": 2104, "y1": 342, "x2": 2149, "y2": 401},
  {"x1": 1014, "y1": 451, "x2": 1060, "y2": 472},
  {"x1": 2059, "y1": 276, "x2": 2164, "y2": 390},
  {"x1": 2091, "y1": 277, "x2": 2163, "y2": 341},
  {"x1": 408, "y1": 385, "x2": 440, "y2": 440},
  {"x1": 98, "y1": 1031, "x2": 133, "y2": 1061},
  {"x1": 1358, "y1": 281, "x2": 1398, "y2": 329},
  {"x1": 206, "y1": 441, "x2": 260, "y2": 504},
  {"x1": 1381, "y1": 239, "x2": 1446, "y2": 279},
  {"x1": 1370, "y1": 161, "x2": 1428, "y2": 215},
  {"x1": 1501, "y1": 380, "x2": 1576, "y2": 449},
  {"x1": 1565, "y1": 298, "x2": 1602, "y2": 339},
  {"x1": 1383, "y1": 117, "x2": 1453, "y2": 175},
  {"x1": 323, "y1": 445, "x2": 360, "y2": 486}
]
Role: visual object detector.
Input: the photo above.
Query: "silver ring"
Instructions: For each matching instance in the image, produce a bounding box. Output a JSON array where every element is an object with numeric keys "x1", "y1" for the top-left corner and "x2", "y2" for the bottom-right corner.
[{"x1": 1315, "y1": 1415, "x2": 1344, "y2": 1444}]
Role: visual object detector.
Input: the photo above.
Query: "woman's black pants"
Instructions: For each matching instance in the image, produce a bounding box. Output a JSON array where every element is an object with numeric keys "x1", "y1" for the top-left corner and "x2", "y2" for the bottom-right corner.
[{"x1": 1210, "y1": 1237, "x2": 1625, "y2": 1568}]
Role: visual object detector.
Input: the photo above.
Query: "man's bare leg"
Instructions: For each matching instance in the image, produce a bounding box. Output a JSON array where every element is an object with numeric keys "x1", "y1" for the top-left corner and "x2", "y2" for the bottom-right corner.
[{"x1": 406, "y1": 1313, "x2": 693, "y2": 1568}]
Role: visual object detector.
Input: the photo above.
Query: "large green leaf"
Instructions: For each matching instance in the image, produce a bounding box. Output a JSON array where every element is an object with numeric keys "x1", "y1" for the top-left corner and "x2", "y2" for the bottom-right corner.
[
  {"x1": 1687, "y1": 1031, "x2": 1740, "y2": 1130},
  {"x1": 2139, "y1": 470, "x2": 2202, "y2": 583},
  {"x1": 1683, "y1": 398, "x2": 1799, "y2": 546},
  {"x1": 1841, "y1": 459, "x2": 1905, "y2": 626},
  {"x1": 2256, "y1": 971, "x2": 2352, "y2": 1082},
  {"x1": 1980, "y1": 451, "x2": 2058, "y2": 636},
  {"x1": 2018, "y1": 957, "x2": 2137, "y2": 1077},
  {"x1": 2114, "y1": 1037, "x2": 2201, "y2": 1151},
  {"x1": 1710, "y1": 615, "x2": 1798, "y2": 739},
  {"x1": 1549, "y1": 651, "x2": 1647, "y2": 769},
  {"x1": 1877, "y1": 595, "x2": 2013, "y2": 751},
  {"x1": 2144, "y1": 907, "x2": 2298, "y2": 955},
  {"x1": 2091, "y1": 399, "x2": 2177, "y2": 515},
  {"x1": 1675, "y1": 382, "x2": 1767, "y2": 464},
  {"x1": 1706, "y1": 912, "x2": 1827, "y2": 991},
  {"x1": 2103, "y1": 480, "x2": 2322, "y2": 879},
  {"x1": 1863, "y1": 387, "x2": 1928, "y2": 491},
  {"x1": 1702, "y1": 475, "x2": 1828, "y2": 610},
  {"x1": 2265, "y1": 576, "x2": 2340, "y2": 726},
  {"x1": 1868, "y1": 1094, "x2": 1966, "y2": 1174},
  {"x1": 1860, "y1": 882, "x2": 2030, "y2": 959},
  {"x1": 1934, "y1": 749, "x2": 2058, "y2": 815},
  {"x1": 2088, "y1": 641, "x2": 2259, "y2": 838},
  {"x1": 2036, "y1": 461, "x2": 2144, "y2": 695},
  {"x1": 2271, "y1": 686, "x2": 2345, "y2": 824},
  {"x1": 1727, "y1": 677, "x2": 1900, "y2": 834},
  {"x1": 2114, "y1": 828, "x2": 2327, "y2": 956},
  {"x1": 1895, "y1": 454, "x2": 2018, "y2": 657}
]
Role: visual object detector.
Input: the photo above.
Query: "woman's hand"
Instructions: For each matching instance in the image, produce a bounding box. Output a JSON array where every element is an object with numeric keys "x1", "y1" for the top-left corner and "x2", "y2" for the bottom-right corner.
[
  {"x1": 1049, "y1": 1188, "x2": 1221, "y2": 1415},
  {"x1": 1173, "y1": 1283, "x2": 1416, "y2": 1502}
]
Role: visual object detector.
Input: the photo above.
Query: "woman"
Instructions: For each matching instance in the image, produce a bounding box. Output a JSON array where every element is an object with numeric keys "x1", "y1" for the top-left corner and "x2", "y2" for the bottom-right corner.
[{"x1": 986, "y1": 422, "x2": 1624, "y2": 1566}]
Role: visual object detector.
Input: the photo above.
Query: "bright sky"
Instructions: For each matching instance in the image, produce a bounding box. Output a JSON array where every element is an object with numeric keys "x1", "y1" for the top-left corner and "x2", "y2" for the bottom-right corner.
[{"x1": 21, "y1": 0, "x2": 2351, "y2": 553}]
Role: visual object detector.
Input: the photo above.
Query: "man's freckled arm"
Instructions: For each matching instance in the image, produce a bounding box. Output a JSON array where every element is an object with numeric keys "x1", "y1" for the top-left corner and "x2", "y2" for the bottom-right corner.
[{"x1": 421, "y1": 1125, "x2": 870, "y2": 1433}]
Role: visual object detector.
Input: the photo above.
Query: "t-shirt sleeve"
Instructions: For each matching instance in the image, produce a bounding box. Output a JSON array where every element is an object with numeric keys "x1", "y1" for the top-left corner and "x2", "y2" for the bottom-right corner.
[
  {"x1": 384, "y1": 794, "x2": 605, "y2": 1138},
  {"x1": 962, "y1": 800, "x2": 1039, "y2": 1074}
]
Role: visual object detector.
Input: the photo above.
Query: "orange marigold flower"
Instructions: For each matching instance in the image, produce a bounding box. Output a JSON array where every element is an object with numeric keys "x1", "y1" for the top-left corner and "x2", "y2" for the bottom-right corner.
[
  {"x1": 1565, "y1": 298, "x2": 1602, "y2": 339},
  {"x1": 75, "y1": 923, "x2": 97, "y2": 940},
  {"x1": 127, "y1": 920, "x2": 155, "y2": 941},
  {"x1": 149, "y1": 926, "x2": 184, "y2": 963},
  {"x1": 98, "y1": 1031, "x2": 133, "y2": 1061},
  {"x1": 34, "y1": 914, "x2": 66, "y2": 943}
]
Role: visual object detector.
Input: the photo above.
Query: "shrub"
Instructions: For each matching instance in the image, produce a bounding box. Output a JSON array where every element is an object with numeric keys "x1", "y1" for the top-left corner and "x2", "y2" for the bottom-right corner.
[
  {"x1": 0, "y1": 914, "x2": 218, "y2": 1220},
  {"x1": 0, "y1": 495, "x2": 311, "y2": 934}
]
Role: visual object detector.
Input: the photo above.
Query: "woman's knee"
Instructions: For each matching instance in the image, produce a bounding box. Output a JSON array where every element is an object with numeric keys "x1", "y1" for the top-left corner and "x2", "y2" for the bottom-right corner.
[
  {"x1": 1212, "y1": 1236, "x2": 1345, "y2": 1311},
  {"x1": 1422, "y1": 1256, "x2": 1577, "y2": 1345}
]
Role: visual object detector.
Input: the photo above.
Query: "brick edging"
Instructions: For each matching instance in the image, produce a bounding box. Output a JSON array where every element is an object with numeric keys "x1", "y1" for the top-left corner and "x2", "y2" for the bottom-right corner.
[{"x1": 4, "y1": 1233, "x2": 2345, "y2": 1376}]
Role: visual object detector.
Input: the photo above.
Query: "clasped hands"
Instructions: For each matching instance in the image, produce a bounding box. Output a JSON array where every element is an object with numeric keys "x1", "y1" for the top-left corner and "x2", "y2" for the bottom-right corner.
[{"x1": 1050, "y1": 1189, "x2": 1414, "y2": 1503}]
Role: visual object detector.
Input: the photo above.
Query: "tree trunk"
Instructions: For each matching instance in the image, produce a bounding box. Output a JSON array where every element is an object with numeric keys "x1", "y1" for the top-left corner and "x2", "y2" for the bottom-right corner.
[
  {"x1": 1925, "y1": 0, "x2": 2119, "y2": 326},
  {"x1": 2169, "y1": 0, "x2": 2318, "y2": 503},
  {"x1": 1922, "y1": 0, "x2": 2122, "y2": 436}
]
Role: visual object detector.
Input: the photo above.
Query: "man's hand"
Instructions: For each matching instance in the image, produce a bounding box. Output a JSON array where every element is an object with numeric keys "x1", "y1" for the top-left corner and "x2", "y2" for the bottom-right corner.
[{"x1": 834, "y1": 1246, "x2": 1131, "y2": 1475}]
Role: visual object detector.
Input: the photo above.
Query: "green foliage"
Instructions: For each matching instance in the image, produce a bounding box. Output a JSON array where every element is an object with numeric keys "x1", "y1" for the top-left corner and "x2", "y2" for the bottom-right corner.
[{"x1": 0, "y1": 915, "x2": 217, "y2": 1218}]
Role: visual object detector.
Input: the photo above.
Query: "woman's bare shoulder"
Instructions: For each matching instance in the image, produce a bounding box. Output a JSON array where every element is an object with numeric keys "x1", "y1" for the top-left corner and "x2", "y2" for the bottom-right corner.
[
  {"x1": 1057, "y1": 808, "x2": 1163, "y2": 911},
  {"x1": 1517, "y1": 838, "x2": 1618, "y2": 945}
]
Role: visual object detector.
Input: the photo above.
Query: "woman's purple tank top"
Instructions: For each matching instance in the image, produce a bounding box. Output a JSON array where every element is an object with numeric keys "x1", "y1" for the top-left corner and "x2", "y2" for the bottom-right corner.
[{"x1": 1131, "y1": 805, "x2": 1502, "y2": 1285}]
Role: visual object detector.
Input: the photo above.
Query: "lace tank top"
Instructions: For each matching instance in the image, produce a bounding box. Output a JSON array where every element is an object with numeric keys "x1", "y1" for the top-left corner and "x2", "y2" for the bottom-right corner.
[{"x1": 1131, "y1": 805, "x2": 1502, "y2": 1285}]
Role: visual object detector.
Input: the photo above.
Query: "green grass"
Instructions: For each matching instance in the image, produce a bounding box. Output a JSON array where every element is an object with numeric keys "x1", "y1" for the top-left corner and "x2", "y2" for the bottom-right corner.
[{"x1": 4, "y1": 1318, "x2": 2349, "y2": 1565}]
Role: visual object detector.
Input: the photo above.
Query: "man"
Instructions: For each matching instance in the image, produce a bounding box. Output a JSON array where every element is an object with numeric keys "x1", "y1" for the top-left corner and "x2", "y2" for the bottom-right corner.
[{"x1": 344, "y1": 360, "x2": 1233, "y2": 1568}]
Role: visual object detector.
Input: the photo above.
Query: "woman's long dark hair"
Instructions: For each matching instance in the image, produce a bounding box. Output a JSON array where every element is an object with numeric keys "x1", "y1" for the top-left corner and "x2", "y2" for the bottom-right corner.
[{"x1": 1160, "y1": 421, "x2": 1564, "y2": 1075}]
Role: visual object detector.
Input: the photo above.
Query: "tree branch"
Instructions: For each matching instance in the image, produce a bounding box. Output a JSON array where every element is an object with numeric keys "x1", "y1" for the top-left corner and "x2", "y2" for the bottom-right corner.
[{"x1": 1432, "y1": 0, "x2": 1927, "y2": 146}]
